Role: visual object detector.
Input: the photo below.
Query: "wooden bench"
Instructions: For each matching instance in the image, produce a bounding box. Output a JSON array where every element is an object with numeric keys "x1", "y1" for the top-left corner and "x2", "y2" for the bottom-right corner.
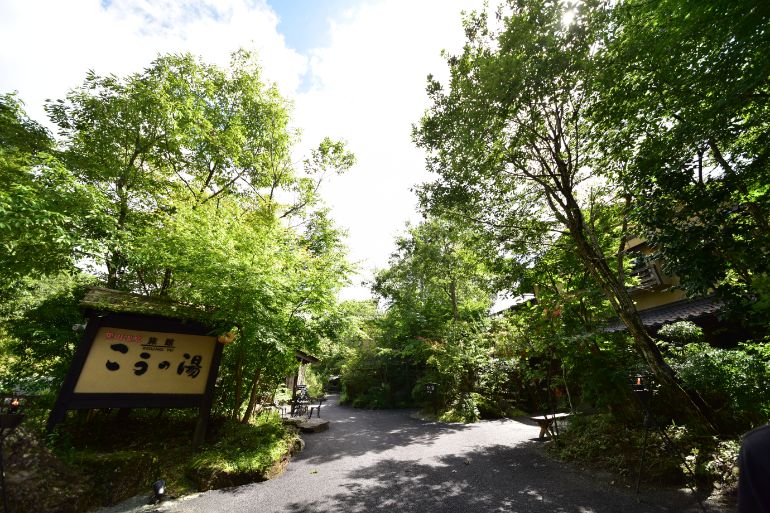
[{"x1": 530, "y1": 412, "x2": 571, "y2": 439}]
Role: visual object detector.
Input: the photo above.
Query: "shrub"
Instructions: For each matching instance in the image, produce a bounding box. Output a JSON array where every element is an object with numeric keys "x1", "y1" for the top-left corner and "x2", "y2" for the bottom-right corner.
[
  {"x1": 303, "y1": 366, "x2": 324, "y2": 397},
  {"x1": 341, "y1": 347, "x2": 418, "y2": 408},
  {"x1": 189, "y1": 414, "x2": 301, "y2": 488},
  {"x1": 687, "y1": 439, "x2": 740, "y2": 494},
  {"x1": 668, "y1": 342, "x2": 770, "y2": 428},
  {"x1": 657, "y1": 321, "x2": 704, "y2": 346},
  {"x1": 439, "y1": 393, "x2": 480, "y2": 423}
]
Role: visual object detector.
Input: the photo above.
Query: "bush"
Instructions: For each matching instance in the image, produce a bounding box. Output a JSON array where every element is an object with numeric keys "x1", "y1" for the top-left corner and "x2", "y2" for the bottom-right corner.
[
  {"x1": 668, "y1": 342, "x2": 770, "y2": 429},
  {"x1": 439, "y1": 393, "x2": 480, "y2": 423},
  {"x1": 550, "y1": 414, "x2": 687, "y2": 485},
  {"x1": 190, "y1": 414, "x2": 301, "y2": 489},
  {"x1": 0, "y1": 274, "x2": 92, "y2": 393},
  {"x1": 687, "y1": 439, "x2": 741, "y2": 494},
  {"x1": 341, "y1": 347, "x2": 418, "y2": 408},
  {"x1": 657, "y1": 321, "x2": 704, "y2": 346}
]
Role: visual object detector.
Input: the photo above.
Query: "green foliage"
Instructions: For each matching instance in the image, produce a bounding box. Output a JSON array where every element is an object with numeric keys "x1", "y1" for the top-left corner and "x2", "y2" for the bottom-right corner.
[
  {"x1": 341, "y1": 346, "x2": 419, "y2": 409},
  {"x1": 657, "y1": 321, "x2": 704, "y2": 346},
  {"x1": 0, "y1": 94, "x2": 104, "y2": 286},
  {"x1": 191, "y1": 414, "x2": 300, "y2": 482},
  {"x1": 49, "y1": 409, "x2": 298, "y2": 507},
  {"x1": 595, "y1": 0, "x2": 770, "y2": 331},
  {"x1": 303, "y1": 366, "x2": 324, "y2": 397},
  {"x1": 312, "y1": 299, "x2": 378, "y2": 385},
  {"x1": 439, "y1": 393, "x2": 480, "y2": 424},
  {"x1": 666, "y1": 342, "x2": 770, "y2": 429},
  {"x1": 551, "y1": 414, "x2": 705, "y2": 485},
  {"x1": 1, "y1": 50, "x2": 353, "y2": 426},
  {"x1": 373, "y1": 218, "x2": 493, "y2": 335},
  {"x1": 419, "y1": 322, "x2": 491, "y2": 415},
  {"x1": 341, "y1": 217, "x2": 495, "y2": 412},
  {"x1": 0, "y1": 273, "x2": 94, "y2": 392},
  {"x1": 694, "y1": 439, "x2": 741, "y2": 493}
]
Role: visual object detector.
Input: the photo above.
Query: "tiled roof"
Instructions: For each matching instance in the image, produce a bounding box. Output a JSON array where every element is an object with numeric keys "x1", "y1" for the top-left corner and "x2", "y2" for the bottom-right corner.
[{"x1": 604, "y1": 296, "x2": 724, "y2": 333}]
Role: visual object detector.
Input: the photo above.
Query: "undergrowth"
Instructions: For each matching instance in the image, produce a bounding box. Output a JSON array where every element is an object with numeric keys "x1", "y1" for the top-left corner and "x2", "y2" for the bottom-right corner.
[
  {"x1": 547, "y1": 413, "x2": 740, "y2": 497},
  {"x1": 45, "y1": 408, "x2": 300, "y2": 511}
]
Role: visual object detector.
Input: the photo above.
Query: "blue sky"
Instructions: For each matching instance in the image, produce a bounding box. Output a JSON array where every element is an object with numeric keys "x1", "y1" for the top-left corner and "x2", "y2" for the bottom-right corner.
[{"x1": 269, "y1": 0, "x2": 363, "y2": 54}]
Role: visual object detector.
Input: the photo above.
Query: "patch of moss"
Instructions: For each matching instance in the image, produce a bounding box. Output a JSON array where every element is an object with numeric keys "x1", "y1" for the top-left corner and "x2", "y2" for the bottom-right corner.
[{"x1": 190, "y1": 415, "x2": 301, "y2": 489}]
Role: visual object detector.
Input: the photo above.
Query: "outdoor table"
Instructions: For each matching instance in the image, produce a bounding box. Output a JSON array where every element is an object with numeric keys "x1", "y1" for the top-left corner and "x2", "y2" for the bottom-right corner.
[{"x1": 529, "y1": 412, "x2": 571, "y2": 439}]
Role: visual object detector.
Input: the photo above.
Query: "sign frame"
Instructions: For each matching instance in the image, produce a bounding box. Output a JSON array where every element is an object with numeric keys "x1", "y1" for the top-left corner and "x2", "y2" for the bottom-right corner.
[{"x1": 47, "y1": 310, "x2": 224, "y2": 447}]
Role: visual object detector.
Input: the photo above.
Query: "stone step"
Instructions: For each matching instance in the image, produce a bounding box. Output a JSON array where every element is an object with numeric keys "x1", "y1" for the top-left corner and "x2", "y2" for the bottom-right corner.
[{"x1": 296, "y1": 418, "x2": 329, "y2": 433}]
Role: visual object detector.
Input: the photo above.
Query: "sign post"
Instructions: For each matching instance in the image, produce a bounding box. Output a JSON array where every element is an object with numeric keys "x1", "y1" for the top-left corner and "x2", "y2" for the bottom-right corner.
[{"x1": 48, "y1": 306, "x2": 224, "y2": 448}]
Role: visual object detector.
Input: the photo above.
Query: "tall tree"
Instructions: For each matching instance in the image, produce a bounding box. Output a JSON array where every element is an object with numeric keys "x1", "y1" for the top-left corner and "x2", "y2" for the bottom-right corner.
[
  {"x1": 48, "y1": 51, "x2": 354, "y2": 293},
  {"x1": 0, "y1": 94, "x2": 102, "y2": 289},
  {"x1": 373, "y1": 217, "x2": 493, "y2": 338},
  {"x1": 33, "y1": 51, "x2": 355, "y2": 421},
  {"x1": 414, "y1": 0, "x2": 715, "y2": 427},
  {"x1": 594, "y1": 0, "x2": 770, "y2": 327}
]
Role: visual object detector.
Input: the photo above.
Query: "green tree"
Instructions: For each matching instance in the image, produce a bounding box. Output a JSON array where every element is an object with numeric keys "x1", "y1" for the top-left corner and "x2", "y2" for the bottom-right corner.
[
  {"x1": 0, "y1": 94, "x2": 103, "y2": 289},
  {"x1": 2, "y1": 52, "x2": 354, "y2": 422},
  {"x1": 594, "y1": 0, "x2": 770, "y2": 330},
  {"x1": 125, "y1": 183, "x2": 350, "y2": 423},
  {"x1": 374, "y1": 217, "x2": 493, "y2": 335},
  {"x1": 48, "y1": 51, "x2": 354, "y2": 294},
  {"x1": 414, "y1": 0, "x2": 715, "y2": 428},
  {"x1": 342, "y1": 217, "x2": 495, "y2": 412}
]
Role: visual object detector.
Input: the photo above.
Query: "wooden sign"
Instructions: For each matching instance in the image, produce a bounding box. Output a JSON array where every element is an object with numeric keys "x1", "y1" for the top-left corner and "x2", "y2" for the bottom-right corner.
[
  {"x1": 74, "y1": 327, "x2": 216, "y2": 395},
  {"x1": 47, "y1": 310, "x2": 224, "y2": 447}
]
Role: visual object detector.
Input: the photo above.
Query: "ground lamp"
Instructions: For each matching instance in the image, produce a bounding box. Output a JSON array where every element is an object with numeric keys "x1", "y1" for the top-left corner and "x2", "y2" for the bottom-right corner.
[
  {"x1": 425, "y1": 383, "x2": 438, "y2": 415},
  {"x1": 630, "y1": 373, "x2": 653, "y2": 494},
  {"x1": 0, "y1": 396, "x2": 25, "y2": 513},
  {"x1": 149, "y1": 479, "x2": 166, "y2": 504}
]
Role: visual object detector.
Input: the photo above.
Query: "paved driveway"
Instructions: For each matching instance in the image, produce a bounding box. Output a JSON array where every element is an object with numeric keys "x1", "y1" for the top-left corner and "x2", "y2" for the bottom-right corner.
[{"x1": 145, "y1": 396, "x2": 717, "y2": 513}]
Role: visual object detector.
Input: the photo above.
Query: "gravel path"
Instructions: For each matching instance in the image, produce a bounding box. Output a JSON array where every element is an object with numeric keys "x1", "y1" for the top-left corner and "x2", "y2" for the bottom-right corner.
[{"x1": 100, "y1": 396, "x2": 726, "y2": 513}]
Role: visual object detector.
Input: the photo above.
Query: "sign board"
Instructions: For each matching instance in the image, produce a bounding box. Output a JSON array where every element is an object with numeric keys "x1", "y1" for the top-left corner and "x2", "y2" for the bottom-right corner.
[
  {"x1": 74, "y1": 327, "x2": 216, "y2": 395},
  {"x1": 47, "y1": 310, "x2": 224, "y2": 447}
]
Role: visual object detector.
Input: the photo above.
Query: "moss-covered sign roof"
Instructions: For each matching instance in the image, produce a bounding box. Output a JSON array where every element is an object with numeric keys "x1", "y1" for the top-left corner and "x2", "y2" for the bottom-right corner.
[{"x1": 80, "y1": 287, "x2": 210, "y2": 322}]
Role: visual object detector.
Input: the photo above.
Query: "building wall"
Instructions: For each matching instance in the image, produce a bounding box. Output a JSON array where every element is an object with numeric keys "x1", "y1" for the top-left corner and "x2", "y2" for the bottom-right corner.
[
  {"x1": 624, "y1": 237, "x2": 687, "y2": 312},
  {"x1": 632, "y1": 288, "x2": 688, "y2": 311}
]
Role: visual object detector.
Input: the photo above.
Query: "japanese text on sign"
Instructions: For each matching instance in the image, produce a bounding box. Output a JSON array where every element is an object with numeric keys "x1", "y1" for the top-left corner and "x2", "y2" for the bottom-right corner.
[{"x1": 74, "y1": 327, "x2": 216, "y2": 395}]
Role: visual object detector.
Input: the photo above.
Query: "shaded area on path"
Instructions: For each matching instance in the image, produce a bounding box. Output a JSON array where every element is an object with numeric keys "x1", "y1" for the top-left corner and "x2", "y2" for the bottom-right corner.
[
  {"x1": 102, "y1": 395, "x2": 726, "y2": 513},
  {"x1": 294, "y1": 405, "x2": 472, "y2": 466}
]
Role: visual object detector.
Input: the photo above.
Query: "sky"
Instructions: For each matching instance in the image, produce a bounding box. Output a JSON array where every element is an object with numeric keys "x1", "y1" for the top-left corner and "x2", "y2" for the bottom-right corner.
[{"x1": 0, "y1": 0, "x2": 485, "y2": 300}]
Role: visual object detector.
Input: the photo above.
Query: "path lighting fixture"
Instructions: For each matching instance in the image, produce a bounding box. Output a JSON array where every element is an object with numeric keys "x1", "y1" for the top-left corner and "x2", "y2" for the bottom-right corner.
[
  {"x1": 150, "y1": 479, "x2": 166, "y2": 504},
  {"x1": 1, "y1": 395, "x2": 25, "y2": 513},
  {"x1": 630, "y1": 373, "x2": 652, "y2": 412},
  {"x1": 629, "y1": 373, "x2": 653, "y2": 494},
  {"x1": 425, "y1": 383, "x2": 439, "y2": 415}
]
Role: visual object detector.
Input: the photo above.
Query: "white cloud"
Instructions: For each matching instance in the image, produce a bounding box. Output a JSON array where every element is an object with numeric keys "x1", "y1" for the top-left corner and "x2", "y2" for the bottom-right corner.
[
  {"x1": 0, "y1": 0, "x2": 306, "y2": 124},
  {"x1": 293, "y1": 0, "x2": 485, "y2": 299},
  {"x1": 0, "y1": 0, "x2": 486, "y2": 301}
]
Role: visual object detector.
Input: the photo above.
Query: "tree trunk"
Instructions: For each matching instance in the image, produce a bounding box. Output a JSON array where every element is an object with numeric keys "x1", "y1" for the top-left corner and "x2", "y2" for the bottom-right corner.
[
  {"x1": 159, "y1": 268, "x2": 173, "y2": 297},
  {"x1": 107, "y1": 179, "x2": 130, "y2": 289},
  {"x1": 450, "y1": 278, "x2": 458, "y2": 321},
  {"x1": 232, "y1": 345, "x2": 245, "y2": 421},
  {"x1": 564, "y1": 199, "x2": 717, "y2": 431},
  {"x1": 241, "y1": 365, "x2": 264, "y2": 424}
]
